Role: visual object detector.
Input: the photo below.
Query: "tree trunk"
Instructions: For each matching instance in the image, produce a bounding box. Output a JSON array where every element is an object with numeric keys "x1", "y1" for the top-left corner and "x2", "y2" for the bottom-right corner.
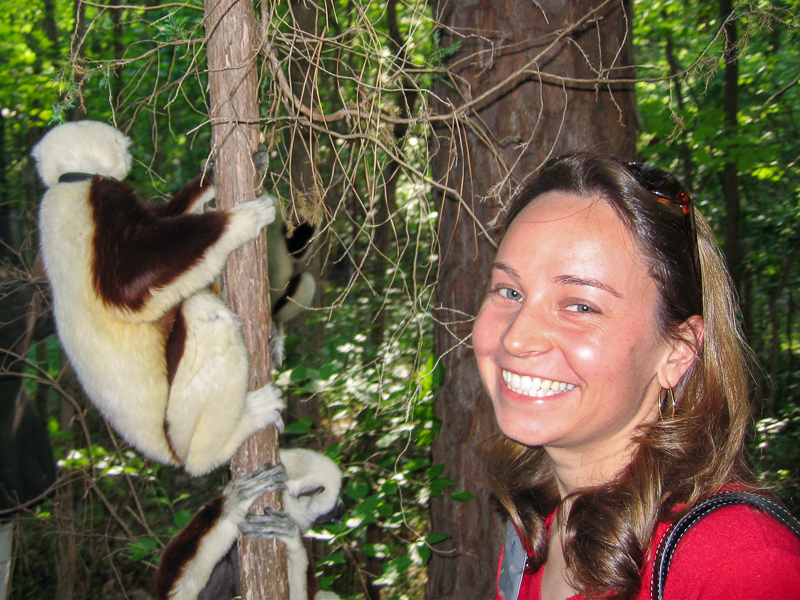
[
  {"x1": 719, "y1": 0, "x2": 743, "y2": 309},
  {"x1": 427, "y1": 1, "x2": 637, "y2": 597},
  {"x1": 203, "y1": 0, "x2": 287, "y2": 597},
  {"x1": 70, "y1": 0, "x2": 87, "y2": 120},
  {"x1": 108, "y1": 0, "x2": 125, "y2": 110},
  {"x1": 663, "y1": 16, "x2": 694, "y2": 191},
  {"x1": 284, "y1": 0, "x2": 324, "y2": 428}
]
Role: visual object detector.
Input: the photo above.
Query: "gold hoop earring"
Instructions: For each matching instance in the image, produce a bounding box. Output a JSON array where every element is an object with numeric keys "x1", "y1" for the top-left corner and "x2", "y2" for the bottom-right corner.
[{"x1": 659, "y1": 387, "x2": 677, "y2": 420}]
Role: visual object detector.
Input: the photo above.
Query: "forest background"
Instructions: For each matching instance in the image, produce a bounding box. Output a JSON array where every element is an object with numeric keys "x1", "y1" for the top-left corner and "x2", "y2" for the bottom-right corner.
[{"x1": 0, "y1": 0, "x2": 798, "y2": 598}]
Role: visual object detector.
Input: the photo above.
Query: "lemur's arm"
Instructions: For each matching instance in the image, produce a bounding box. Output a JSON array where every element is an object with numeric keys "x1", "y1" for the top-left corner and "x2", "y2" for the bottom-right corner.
[{"x1": 90, "y1": 178, "x2": 275, "y2": 320}]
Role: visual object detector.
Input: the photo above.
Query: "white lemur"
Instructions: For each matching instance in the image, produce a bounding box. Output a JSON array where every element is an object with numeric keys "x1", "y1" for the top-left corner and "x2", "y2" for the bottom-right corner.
[
  {"x1": 267, "y1": 211, "x2": 317, "y2": 326},
  {"x1": 32, "y1": 121, "x2": 284, "y2": 475},
  {"x1": 258, "y1": 155, "x2": 318, "y2": 366},
  {"x1": 155, "y1": 448, "x2": 344, "y2": 600}
]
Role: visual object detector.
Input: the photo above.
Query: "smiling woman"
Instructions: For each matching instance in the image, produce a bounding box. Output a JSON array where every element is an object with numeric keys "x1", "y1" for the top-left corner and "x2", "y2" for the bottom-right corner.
[
  {"x1": 474, "y1": 191, "x2": 691, "y2": 474},
  {"x1": 475, "y1": 154, "x2": 800, "y2": 600}
]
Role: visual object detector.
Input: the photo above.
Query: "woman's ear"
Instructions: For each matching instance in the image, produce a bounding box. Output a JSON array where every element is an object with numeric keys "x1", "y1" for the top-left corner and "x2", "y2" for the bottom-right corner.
[{"x1": 657, "y1": 315, "x2": 704, "y2": 389}]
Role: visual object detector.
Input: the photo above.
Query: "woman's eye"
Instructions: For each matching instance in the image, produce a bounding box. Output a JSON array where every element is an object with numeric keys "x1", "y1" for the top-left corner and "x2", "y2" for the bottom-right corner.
[
  {"x1": 495, "y1": 287, "x2": 523, "y2": 302},
  {"x1": 565, "y1": 302, "x2": 597, "y2": 314}
]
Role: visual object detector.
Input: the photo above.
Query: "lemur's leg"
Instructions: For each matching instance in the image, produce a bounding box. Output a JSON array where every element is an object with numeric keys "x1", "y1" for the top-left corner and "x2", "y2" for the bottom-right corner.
[
  {"x1": 240, "y1": 509, "x2": 308, "y2": 600},
  {"x1": 155, "y1": 463, "x2": 287, "y2": 600}
]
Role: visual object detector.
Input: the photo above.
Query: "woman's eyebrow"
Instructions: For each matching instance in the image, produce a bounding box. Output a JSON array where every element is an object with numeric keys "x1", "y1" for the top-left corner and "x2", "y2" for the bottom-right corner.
[
  {"x1": 491, "y1": 262, "x2": 520, "y2": 278},
  {"x1": 553, "y1": 274, "x2": 621, "y2": 298}
]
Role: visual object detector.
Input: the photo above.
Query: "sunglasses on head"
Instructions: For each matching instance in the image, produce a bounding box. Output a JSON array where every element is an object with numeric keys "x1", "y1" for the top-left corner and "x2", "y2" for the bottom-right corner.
[
  {"x1": 620, "y1": 161, "x2": 701, "y2": 291},
  {"x1": 621, "y1": 162, "x2": 692, "y2": 215}
]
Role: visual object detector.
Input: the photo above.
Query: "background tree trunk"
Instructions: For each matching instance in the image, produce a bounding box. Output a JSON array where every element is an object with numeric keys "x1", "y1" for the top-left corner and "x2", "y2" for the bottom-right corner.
[
  {"x1": 284, "y1": 0, "x2": 324, "y2": 428},
  {"x1": 719, "y1": 0, "x2": 743, "y2": 321},
  {"x1": 203, "y1": 0, "x2": 287, "y2": 597},
  {"x1": 427, "y1": 1, "x2": 637, "y2": 597}
]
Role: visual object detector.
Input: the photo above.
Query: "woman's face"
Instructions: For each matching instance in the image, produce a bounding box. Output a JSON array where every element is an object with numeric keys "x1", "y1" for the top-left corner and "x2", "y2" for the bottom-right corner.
[{"x1": 473, "y1": 192, "x2": 679, "y2": 476}]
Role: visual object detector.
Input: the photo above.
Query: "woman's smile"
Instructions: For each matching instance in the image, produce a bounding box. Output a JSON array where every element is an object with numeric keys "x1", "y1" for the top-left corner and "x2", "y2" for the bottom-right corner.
[{"x1": 500, "y1": 369, "x2": 576, "y2": 398}]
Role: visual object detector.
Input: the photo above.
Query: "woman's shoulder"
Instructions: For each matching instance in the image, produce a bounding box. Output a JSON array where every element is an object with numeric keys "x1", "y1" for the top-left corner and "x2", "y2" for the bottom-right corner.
[{"x1": 661, "y1": 501, "x2": 800, "y2": 600}]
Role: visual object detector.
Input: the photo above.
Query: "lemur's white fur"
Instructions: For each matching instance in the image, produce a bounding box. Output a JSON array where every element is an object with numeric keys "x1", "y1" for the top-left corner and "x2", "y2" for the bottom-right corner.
[
  {"x1": 32, "y1": 121, "x2": 283, "y2": 475},
  {"x1": 264, "y1": 206, "x2": 317, "y2": 366},
  {"x1": 164, "y1": 293, "x2": 283, "y2": 475},
  {"x1": 31, "y1": 120, "x2": 132, "y2": 187},
  {"x1": 157, "y1": 448, "x2": 343, "y2": 600}
]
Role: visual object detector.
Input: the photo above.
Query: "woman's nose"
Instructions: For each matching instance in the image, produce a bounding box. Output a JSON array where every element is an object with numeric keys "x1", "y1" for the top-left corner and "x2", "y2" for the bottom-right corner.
[{"x1": 501, "y1": 305, "x2": 550, "y2": 356}]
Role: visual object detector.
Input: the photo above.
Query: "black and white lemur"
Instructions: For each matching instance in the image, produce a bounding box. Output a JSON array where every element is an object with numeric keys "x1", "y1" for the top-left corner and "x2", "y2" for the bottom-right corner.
[
  {"x1": 32, "y1": 121, "x2": 284, "y2": 475},
  {"x1": 155, "y1": 448, "x2": 344, "y2": 600}
]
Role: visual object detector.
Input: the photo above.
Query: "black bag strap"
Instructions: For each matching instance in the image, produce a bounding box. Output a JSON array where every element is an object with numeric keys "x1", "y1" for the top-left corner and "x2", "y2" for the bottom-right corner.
[{"x1": 651, "y1": 490, "x2": 800, "y2": 600}]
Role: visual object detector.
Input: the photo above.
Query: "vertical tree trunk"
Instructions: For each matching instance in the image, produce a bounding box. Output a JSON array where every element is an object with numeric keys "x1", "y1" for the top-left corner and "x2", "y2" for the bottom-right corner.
[
  {"x1": 663, "y1": 18, "x2": 694, "y2": 191},
  {"x1": 764, "y1": 242, "x2": 800, "y2": 416},
  {"x1": 428, "y1": 1, "x2": 637, "y2": 597},
  {"x1": 285, "y1": 0, "x2": 323, "y2": 428},
  {"x1": 719, "y1": 0, "x2": 743, "y2": 306},
  {"x1": 108, "y1": 0, "x2": 125, "y2": 109},
  {"x1": 70, "y1": 0, "x2": 87, "y2": 119},
  {"x1": 54, "y1": 369, "x2": 79, "y2": 600},
  {"x1": 203, "y1": 0, "x2": 287, "y2": 597},
  {"x1": 788, "y1": 288, "x2": 794, "y2": 404}
]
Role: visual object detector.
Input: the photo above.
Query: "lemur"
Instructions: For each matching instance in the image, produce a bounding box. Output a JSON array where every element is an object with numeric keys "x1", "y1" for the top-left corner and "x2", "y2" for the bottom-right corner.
[
  {"x1": 32, "y1": 121, "x2": 284, "y2": 475},
  {"x1": 155, "y1": 448, "x2": 344, "y2": 600}
]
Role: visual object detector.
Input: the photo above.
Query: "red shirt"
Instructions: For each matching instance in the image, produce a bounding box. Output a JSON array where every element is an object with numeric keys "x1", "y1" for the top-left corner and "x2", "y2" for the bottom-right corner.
[{"x1": 496, "y1": 503, "x2": 800, "y2": 599}]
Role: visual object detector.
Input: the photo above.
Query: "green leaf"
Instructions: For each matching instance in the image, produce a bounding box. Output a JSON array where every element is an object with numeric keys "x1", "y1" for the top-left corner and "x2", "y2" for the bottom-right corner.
[
  {"x1": 344, "y1": 479, "x2": 369, "y2": 500},
  {"x1": 410, "y1": 542, "x2": 431, "y2": 565},
  {"x1": 429, "y1": 476, "x2": 454, "y2": 498},
  {"x1": 321, "y1": 551, "x2": 346, "y2": 565},
  {"x1": 451, "y1": 489, "x2": 475, "y2": 502},
  {"x1": 284, "y1": 417, "x2": 313, "y2": 435},
  {"x1": 319, "y1": 362, "x2": 338, "y2": 380},
  {"x1": 405, "y1": 458, "x2": 430, "y2": 472},
  {"x1": 173, "y1": 509, "x2": 194, "y2": 530},
  {"x1": 426, "y1": 464, "x2": 446, "y2": 479},
  {"x1": 373, "y1": 556, "x2": 414, "y2": 586},
  {"x1": 290, "y1": 364, "x2": 309, "y2": 383},
  {"x1": 362, "y1": 543, "x2": 390, "y2": 558},
  {"x1": 127, "y1": 538, "x2": 157, "y2": 562}
]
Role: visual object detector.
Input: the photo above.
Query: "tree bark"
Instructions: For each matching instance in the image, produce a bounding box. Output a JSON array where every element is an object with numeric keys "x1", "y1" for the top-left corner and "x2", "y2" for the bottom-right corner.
[
  {"x1": 203, "y1": 0, "x2": 287, "y2": 597},
  {"x1": 719, "y1": 0, "x2": 743, "y2": 306},
  {"x1": 663, "y1": 15, "x2": 694, "y2": 191},
  {"x1": 284, "y1": 0, "x2": 324, "y2": 428},
  {"x1": 427, "y1": 1, "x2": 637, "y2": 597},
  {"x1": 70, "y1": 0, "x2": 87, "y2": 120}
]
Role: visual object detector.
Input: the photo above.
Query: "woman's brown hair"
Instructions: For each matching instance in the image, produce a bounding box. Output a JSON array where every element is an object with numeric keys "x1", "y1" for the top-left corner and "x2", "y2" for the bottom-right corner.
[{"x1": 486, "y1": 153, "x2": 756, "y2": 599}]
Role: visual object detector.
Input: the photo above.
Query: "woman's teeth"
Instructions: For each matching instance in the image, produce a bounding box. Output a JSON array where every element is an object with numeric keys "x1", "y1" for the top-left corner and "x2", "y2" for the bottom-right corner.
[{"x1": 502, "y1": 370, "x2": 575, "y2": 397}]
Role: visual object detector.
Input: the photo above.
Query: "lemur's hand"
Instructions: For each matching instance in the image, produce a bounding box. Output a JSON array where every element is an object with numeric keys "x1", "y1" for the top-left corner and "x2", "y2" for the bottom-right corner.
[{"x1": 253, "y1": 144, "x2": 269, "y2": 173}]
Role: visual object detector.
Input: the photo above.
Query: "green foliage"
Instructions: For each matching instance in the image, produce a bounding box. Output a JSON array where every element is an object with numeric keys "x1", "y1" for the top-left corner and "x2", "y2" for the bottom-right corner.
[
  {"x1": 634, "y1": 0, "x2": 800, "y2": 505},
  {"x1": 4, "y1": 0, "x2": 800, "y2": 597},
  {"x1": 754, "y1": 409, "x2": 800, "y2": 506},
  {"x1": 275, "y1": 261, "x2": 455, "y2": 598}
]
